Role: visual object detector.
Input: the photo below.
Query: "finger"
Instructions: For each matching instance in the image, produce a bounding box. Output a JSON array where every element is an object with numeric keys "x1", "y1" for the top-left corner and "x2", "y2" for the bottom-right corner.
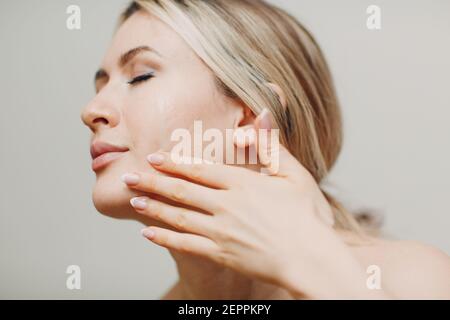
[
  {"x1": 122, "y1": 172, "x2": 223, "y2": 214},
  {"x1": 232, "y1": 125, "x2": 256, "y2": 149},
  {"x1": 255, "y1": 108, "x2": 305, "y2": 177},
  {"x1": 146, "y1": 152, "x2": 252, "y2": 189},
  {"x1": 141, "y1": 226, "x2": 220, "y2": 258},
  {"x1": 130, "y1": 196, "x2": 216, "y2": 236}
]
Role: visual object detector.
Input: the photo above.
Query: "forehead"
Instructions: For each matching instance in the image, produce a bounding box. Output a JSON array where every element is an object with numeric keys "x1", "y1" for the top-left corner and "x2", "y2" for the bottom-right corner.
[{"x1": 101, "y1": 10, "x2": 198, "y2": 69}]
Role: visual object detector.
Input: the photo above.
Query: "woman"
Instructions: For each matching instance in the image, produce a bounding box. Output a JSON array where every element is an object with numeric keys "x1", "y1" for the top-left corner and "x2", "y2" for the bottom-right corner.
[{"x1": 81, "y1": 0, "x2": 450, "y2": 299}]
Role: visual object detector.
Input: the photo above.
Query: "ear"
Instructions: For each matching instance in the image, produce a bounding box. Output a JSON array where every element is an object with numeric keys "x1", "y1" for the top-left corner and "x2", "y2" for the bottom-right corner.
[
  {"x1": 233, "y1": 105, "x2": 257, "y2": 148},
  {"x1": 265, "y1": 82, "x2": 287, "y2": 110},
  {"x1": 232, "y1": 82, "x2": 286, "y2": 148}
]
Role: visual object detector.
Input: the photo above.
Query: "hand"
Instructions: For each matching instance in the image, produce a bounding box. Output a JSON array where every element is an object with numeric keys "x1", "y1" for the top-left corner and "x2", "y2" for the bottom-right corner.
[{"x1": 121, "y1": 110, "x2": 383, "y2": 299}]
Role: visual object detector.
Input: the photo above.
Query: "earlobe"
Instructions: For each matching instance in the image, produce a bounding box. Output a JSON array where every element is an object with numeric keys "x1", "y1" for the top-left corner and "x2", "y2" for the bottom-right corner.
[{"x1": 265, "y1": 82, "x2": 287, "y2": 110}]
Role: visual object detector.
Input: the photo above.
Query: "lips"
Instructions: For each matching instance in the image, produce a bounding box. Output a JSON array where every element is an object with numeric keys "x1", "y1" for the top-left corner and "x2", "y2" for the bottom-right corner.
[{"x1": 90, "y1": 140, "x2": 129, "y2": 171}]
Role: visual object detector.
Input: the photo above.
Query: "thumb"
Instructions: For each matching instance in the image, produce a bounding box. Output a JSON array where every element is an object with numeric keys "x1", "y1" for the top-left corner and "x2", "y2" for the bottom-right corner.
[{"x1": 254, "y1": 108, "x2": 299, "y2": 177}]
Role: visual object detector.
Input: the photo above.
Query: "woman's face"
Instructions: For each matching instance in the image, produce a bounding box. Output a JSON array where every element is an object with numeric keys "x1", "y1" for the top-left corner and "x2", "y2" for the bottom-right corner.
[{"x1": 81, "y1": 11, "x2": 243, "y2": 221}]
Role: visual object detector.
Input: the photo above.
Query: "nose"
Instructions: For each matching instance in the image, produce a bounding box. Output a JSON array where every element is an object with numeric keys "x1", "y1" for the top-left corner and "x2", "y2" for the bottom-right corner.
[{"x1": 81, "y1": 93, "x2": 120, "y2": 133}]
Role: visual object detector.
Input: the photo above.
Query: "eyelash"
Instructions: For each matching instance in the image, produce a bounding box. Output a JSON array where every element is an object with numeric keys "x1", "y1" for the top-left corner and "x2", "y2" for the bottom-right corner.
[{"x1": 127, "y1": 72, "x2": 155, "y2": 85}]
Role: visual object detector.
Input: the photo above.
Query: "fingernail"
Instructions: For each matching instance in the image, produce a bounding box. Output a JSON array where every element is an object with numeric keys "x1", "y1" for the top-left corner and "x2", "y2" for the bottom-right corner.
[
  {"x1": 121, "y1": 173, "x2": 139, "y2": 185},
  {"x1": 141, "y1": 228, "x2": 155, "y2": 239},
  {"x1": 259, "y1": 108, "x2": 273, "y2": 130},
  {"x1": 130, "y1": 197, "x2": 148, "y2": 210},
  {"x1": 147, "y1": 153, "x2": 164, "y2": 165}
]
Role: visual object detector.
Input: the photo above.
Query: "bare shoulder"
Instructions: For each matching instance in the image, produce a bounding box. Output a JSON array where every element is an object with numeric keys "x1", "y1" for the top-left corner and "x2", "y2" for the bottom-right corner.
[{"x1": 348, "y1": 235, "x2": 450, "y2": 299}]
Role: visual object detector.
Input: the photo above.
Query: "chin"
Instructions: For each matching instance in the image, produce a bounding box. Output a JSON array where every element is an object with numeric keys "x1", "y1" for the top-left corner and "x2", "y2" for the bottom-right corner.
[
  {"x1": 91, "y1": 169, "x2": 139, "y2": 220},
  {"x1": 91, "y1": 169, "x2": 164, "y2": 227},
  {"x1": 92, "y1": 189, "x2": 131, "y2": 220}
]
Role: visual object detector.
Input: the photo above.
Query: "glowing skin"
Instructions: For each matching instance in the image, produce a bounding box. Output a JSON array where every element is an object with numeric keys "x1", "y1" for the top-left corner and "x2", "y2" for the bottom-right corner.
[{"x1": 81, "y1": 11, "x2": 243, "y2": 222}]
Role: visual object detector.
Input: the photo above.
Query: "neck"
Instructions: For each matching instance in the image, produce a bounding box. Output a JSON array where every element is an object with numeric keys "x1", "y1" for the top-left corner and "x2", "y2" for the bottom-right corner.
[{"x1": 168, "y1": 250, "x2": 293, "y2": 300}]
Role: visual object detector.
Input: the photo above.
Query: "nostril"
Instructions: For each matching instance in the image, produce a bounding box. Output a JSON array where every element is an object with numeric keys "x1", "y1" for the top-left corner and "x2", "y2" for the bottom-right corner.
[{"x1": 93, "y1": 117, "x2": 108, "y2": 125}]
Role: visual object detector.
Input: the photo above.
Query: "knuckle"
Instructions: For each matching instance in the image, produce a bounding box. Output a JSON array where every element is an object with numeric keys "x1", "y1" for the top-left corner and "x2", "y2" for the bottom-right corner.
[
  {"x1": 216, "y1": 228, "x2": 234, "y2": 244},
  {"x1": 157, "y1": 231, "x2": 169, "y2": 246},
  {"x1": 178, "y1": 240, "x2": 192, "y2": 254},
  {"x1": 215, "y1": 249, "x2": 229, "y2": 266},
  {"x1": 206, "y1": 225, "x2": 219, "y2": 239},
  {"x1": 145, "y1": 175, "x2": 158, "y2": 191},
  {"x1": 148, "y1": 201, "x2": 162, "y2": 219},
  {"x1": 213, "y1": 201, "x2": 226, "y2": 214},
  {"x1": 174, "y1": 210, "x2": 188, "y2": 230},
  {"x1": 211, "y1": 190, "x2": 229, "y2": 213},
  {"x1": 189, "y1": 164, "x2": 203, "y2": 181},
  {"x1": 171, "y1": 183, "x2": 186, "y2": 202}
]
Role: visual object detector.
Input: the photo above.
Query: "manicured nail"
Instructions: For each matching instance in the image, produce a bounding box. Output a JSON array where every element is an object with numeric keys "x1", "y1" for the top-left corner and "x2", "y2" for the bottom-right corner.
[
  {"x1": 121, "y1": 173, "x2": 139, "y2": 185},
  {"x1": 130, "y1": 197, "x2": 148, "y2": 210},
  {"x1": 141, "y1": 228, "x2": 155, "y2": 239},
  {"x1": 259, "y1": 108, "x2": 273, "y2": 130},
  {"x1": 147, "y1": 153, "x2": 164, "y2": 165}
]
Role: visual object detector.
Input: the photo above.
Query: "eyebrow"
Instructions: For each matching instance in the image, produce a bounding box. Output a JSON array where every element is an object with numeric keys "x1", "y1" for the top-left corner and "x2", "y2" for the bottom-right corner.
[
  {"x1": 119, "y1": 45, "x2": 162, "y2": 67},
  {"x1": 94, "y1": 45, "x2": 162, "y2": 83}
]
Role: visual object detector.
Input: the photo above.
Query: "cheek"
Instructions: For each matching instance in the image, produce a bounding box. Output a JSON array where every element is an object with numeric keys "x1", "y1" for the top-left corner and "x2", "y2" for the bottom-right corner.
[
  {"x1": 90, "y1": 81, "x2": 234, "y2": 220},
  {"x1": 123, "y1": 91, "x2": 165, "y2": 169},
  {"x1": 126, "y1": 81, "x2": 226, "y2": 153}
]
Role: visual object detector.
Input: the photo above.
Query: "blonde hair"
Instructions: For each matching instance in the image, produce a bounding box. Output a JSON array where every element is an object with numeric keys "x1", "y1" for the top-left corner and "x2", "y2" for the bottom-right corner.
[{"x1": 119, "y1": 0, "x2": 377, "y2": 235}]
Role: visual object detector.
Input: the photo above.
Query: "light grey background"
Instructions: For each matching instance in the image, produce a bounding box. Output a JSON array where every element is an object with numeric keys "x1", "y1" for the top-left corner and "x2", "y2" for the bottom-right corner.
[{"x1": 0, "y1": 0, "x2": 449, "y2": 299}]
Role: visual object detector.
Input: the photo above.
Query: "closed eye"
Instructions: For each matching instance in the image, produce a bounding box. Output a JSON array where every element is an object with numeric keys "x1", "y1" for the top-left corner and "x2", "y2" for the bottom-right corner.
[{"x1": 127, "y1": 72, "x2": 155, "y2": 85}]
